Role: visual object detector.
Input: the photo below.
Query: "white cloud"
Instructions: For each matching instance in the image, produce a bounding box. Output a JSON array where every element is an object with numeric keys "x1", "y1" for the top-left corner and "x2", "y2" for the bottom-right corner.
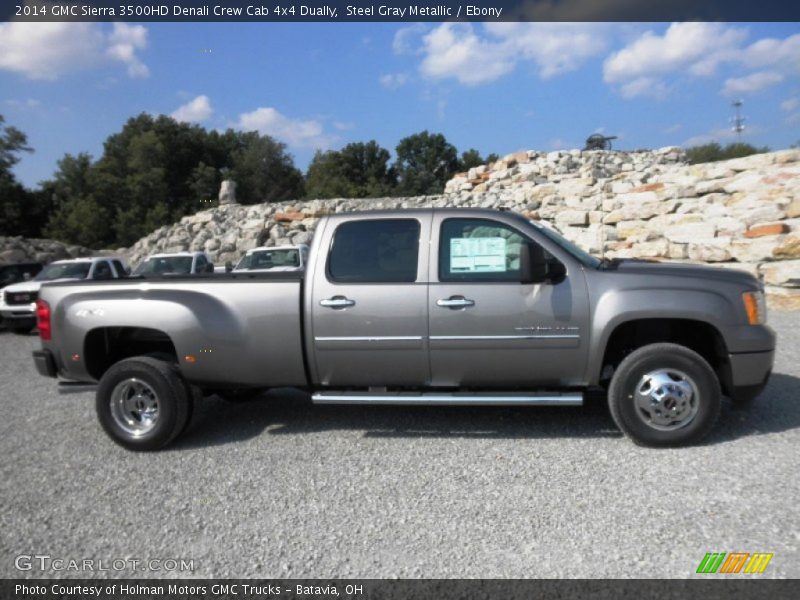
[
  {"x1": 722, "y1": 71, "x2": 783, "y2": 96},
  {"x1": 379, "y1": 73, "x2": 409, "y2": 89},
  {"x1": 781, "y1": 97, "x2": 800, "y2": 112},
  {"x1": 393, "y1": 24, "x2": 427, "y2": 55},
  {"x1": 236, "y1": 107, "x2": 335, "y2": 149},
  {"x1": 0, "y1": 22, "x2": 149, "y2": 80},
  {"x1": 619, "y1": 77, "x2": 668, "y2": 99},
  {"x1": 683, "y1": 125, "x2": 764, "y2": 147},
  {"x1": 333, "y1": 121, "x2": 354, "y2": 131},
  {"x1": 171, "y1": 95, "x2": 213, "y2": 123},
  {"x1": 416, "y1": 23, "x2": 607, "y2": 86},
  {"x1": 605, "y1": 23, "x2": 800, "y2": 99},
  {"x1": 5, "y1": 98, "x2": 41, "y2": 109},
  {"x1": 106, "y1": 23, "x2": 149, "y2": 79}
]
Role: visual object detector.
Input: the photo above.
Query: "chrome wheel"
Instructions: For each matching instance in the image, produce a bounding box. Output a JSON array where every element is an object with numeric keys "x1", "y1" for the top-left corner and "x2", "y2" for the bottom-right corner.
[
  {"x1": 633, "y1": 369, "x2": 699, "y2": 431},
  {"x1": 109, "y1": 378, "x2": 159, "y2": 436}
]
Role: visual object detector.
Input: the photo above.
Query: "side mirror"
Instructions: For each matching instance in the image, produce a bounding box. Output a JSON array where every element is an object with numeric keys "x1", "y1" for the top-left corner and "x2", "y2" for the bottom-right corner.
[
  {"x1": 205, "y1": 263, "x2": 214, "y2": 273},
  {"x1": 225, "y1": 261, "x2": 233, "y2": 273},
  {"x1": 547, "y1": 260, "x2": 567, "y2": 282},
  {"x1": 519, "y1": 243, "x2": 548, "y2": 284},
  {"x1": 22, "y1": 273, "x2": 31, "y2": 281}
]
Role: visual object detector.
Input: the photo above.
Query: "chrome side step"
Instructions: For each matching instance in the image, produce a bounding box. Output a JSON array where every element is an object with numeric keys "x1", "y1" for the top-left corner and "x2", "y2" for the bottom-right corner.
[{"x1": 311, "y1": 391, "x2": 583, "y2": 406}]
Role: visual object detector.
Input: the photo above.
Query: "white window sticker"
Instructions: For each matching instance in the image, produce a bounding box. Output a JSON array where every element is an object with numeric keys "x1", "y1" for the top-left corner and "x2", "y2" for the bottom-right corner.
[{"x1": 450, "y1": 237, "x2": 507, "y2": 272}]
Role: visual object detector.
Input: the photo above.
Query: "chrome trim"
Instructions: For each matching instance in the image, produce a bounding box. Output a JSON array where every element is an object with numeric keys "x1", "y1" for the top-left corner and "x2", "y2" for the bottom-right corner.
[
  {"x1": 312, "y1": 391, "x2": 583, "y2": 406},
  {"x1": 315, "y1": 336, "x2": 425, "y2": 342},
  {"x1": 430, "y1": 334, "x2": 580, "y2": 340}
]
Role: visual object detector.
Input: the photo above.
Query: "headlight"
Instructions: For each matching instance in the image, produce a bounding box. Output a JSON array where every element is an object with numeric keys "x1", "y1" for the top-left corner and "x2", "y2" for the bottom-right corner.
[{"x1": 742, "y1": 291, "x2": 767, "y2": 325}]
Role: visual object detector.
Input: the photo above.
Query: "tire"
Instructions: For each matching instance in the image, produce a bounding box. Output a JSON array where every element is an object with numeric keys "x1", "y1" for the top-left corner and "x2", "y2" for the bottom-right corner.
[
  {"x1": 96, "y1": 357, "x2": 192, "y2": 451},
  {"x1": 608, "y1": 343, "x2": 721, "y2": 447}
]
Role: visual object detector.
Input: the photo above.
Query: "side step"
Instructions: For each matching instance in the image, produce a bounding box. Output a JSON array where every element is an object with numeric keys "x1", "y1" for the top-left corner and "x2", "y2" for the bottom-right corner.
[
  {"x1": 311, "y1": 391, "x2": 583, "y2": 406},
  {"x1": 58, "y1": 381, "x2": 97, "y2": 395}
]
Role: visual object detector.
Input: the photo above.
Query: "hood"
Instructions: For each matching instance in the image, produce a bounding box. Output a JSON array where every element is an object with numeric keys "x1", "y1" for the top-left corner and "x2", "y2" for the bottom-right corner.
[
  {"x1": 3, "y1": 277, "x2": 85, "y2": 294},
  {"x1": 610, "y1": 259, "x2": 760, "y2": 288},
  {"x1": 3, "y1": 281, "x2": 43, "y2": 294}
]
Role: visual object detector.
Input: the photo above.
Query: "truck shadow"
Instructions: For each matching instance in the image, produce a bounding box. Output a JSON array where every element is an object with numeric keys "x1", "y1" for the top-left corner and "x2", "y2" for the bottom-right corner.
[{"x1": 173, "y1": 373, "x2": 800, "y2": 449}]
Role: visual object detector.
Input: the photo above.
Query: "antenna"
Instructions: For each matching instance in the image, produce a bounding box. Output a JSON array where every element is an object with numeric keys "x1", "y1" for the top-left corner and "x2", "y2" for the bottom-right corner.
[{"x1": 731, "y1": 100, "x2": 745, "y2": 140}]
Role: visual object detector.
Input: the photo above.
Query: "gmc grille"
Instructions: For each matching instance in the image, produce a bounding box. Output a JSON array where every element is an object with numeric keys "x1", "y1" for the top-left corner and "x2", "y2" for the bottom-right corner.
[{"x1": 5, "y1": 290, "x2": 37, "y2": 305}]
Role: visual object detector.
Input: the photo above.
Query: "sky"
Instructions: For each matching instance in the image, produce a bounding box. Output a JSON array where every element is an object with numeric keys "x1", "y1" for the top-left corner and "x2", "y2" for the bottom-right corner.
[{"x1": 1, "y1": 21, "x2": 799, "y2": 188}]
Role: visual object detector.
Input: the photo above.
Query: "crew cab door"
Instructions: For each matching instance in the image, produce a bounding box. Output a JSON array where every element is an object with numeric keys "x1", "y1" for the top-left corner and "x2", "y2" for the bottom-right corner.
[
  {"x1": 309, "y1": 216, "x2": 431, "y2": 387},
  {"x1": 428, "y1": 214, "x2": 590, "y2": 387}
]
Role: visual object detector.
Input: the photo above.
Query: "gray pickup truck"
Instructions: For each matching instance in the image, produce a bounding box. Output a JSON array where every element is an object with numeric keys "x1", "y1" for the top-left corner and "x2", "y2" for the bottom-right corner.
[{"x1": 32, "y1": 208, "x2": 775, "y2": 450}]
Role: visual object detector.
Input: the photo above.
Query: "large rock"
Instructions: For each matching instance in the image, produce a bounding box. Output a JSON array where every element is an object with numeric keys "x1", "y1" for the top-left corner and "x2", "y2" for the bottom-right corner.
[
  {"x1": 218, "y1": 179, "x2": 237, "y2": 205},
  {"x1": 760, "y1": 260, "x2": 800, "y2": 287}
]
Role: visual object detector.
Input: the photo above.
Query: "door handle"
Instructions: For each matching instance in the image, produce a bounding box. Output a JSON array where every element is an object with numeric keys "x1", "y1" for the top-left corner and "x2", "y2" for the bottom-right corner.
[
  {"x1": 437, "y1": 296, "x2": 475, "y2": 309},
  {"x1": 320, "y1": 296, "x2": 356, "y2": 309}
]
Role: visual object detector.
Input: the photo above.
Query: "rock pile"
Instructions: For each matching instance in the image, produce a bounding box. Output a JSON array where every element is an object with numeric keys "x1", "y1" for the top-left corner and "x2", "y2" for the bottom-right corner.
[
  {"x1": 125, "y1": 148, "x2": 799, "y2": 308},
  {"x1": 0, "y1": 236, "x2": 96, "y2": 265}
]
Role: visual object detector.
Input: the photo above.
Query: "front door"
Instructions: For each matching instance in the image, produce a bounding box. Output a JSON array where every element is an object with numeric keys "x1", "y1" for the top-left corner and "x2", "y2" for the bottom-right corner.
[
  {"x1": 310, "y1": 216, "x2": 431, "y2": 387},
  {"x1": 428, "y1": 215, "x2": 590, "y2": 388}
]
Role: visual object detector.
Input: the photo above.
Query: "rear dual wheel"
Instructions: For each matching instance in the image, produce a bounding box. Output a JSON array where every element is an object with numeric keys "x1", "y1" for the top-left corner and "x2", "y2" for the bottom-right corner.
[{"x1": 96, "y1": 357, "x2": 193, "y2": 451}]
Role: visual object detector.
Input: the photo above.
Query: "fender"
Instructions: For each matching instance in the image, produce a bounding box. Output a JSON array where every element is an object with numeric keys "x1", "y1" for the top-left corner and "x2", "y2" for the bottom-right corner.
[{"x1": 586, "y1": 286, "x2": 735, "y2": 385}]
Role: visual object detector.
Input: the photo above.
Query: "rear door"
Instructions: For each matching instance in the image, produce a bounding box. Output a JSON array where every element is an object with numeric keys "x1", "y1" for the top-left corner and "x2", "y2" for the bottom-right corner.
[
  {"x1": 428, "y1": 214, "x2": 590, "y2": 388},
  {"x1": 309, "y1": 216, "x2": 431, "y2": 387}
]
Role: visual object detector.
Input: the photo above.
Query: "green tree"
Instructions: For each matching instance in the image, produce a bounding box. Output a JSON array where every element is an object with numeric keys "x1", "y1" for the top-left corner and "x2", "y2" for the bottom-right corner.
[
  {"x1": 459, "y1": 148, "x2": 498, "y2": 171},
  {"x1": 0, "y1": 115, "x2": 50, "y2": 237},
  {"x1": 305, "y1": 141, "x2": 395, "y2": 198},
  {"x1": 394, "y1": 131, "x2": 460, "y2": 195},
  {"x1": 226, "y1": 131, "x2": 304, "y2": 204},
  {"x1": 685, "y1": 142, "x2": 770, "y2": 164}
]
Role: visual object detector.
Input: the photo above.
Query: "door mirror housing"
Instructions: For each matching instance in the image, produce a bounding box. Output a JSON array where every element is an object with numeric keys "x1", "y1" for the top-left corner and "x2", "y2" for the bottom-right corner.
[
  {"x1": 225, "y1": 261, "x2": 233, "y2": 273},
  {"x1": 204, "y1": 262, "x2": 215, "y2": 273},
  {"x1": 519, "y1": 242, "x2": 548, "y2": 284}
]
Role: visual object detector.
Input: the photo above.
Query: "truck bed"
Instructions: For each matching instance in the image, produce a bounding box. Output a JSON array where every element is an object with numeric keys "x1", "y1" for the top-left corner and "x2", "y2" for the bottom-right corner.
[{"x1": 39, "y1": 273, "x2": 309, "y2": 388}]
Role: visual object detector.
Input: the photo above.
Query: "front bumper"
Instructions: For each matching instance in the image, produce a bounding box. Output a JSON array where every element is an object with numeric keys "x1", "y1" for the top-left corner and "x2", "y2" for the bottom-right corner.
[
  {"x1": 32, "y1": 349, "x2": 58, "y2": 378},
  {"x1": 0, "y1": 301, "x2": 35, "y2": 321},
  {"x1": 726, "y1": 349, "x2": 774, "y2": 403}
]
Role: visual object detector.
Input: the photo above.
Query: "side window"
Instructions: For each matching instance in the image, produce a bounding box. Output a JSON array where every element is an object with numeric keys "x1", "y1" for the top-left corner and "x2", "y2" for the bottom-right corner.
[
  {"x1": 112, "y1": 260, "x2": 126, "y2": 277},
  {"x1": 92, "y1": 261, "x2": 112, "y2": 280},
  {"x1": 328, "y1": 219, "x2": 420, "y2": 283},
  {"x1": 439, "y1": 218, "x2": 531, "y2": 282}
]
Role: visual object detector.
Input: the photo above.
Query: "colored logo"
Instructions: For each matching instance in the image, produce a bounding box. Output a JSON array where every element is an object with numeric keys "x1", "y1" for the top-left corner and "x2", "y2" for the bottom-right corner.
[{"x1": 696, "y1": 552, "x2": 773, "y2": 574}]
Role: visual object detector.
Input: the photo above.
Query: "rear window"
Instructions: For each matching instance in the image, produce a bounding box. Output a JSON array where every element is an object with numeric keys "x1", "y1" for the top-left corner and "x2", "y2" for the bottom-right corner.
[{"x1": 327, "y1": 219, "x2": 420, "y2": 283}]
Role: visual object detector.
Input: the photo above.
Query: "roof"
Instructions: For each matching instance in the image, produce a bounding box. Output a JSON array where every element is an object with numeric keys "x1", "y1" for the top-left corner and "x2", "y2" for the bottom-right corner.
[
  {"x1": 51, "y1": 256, "x2": 123, "y2": 264},
  {"x1": 145, "y1": 252, "x2": 205, "y2": 258},
  {"x1": 244, "y1": 245, "x2": 307, "y2": 254}
]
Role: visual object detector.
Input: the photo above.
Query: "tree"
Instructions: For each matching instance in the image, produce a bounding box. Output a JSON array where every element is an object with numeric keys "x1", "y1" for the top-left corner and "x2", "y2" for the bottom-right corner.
[
  {"x1": 459, "y1": 148, "x2": 499, "y2": 171},
  {"x1": 394, "y1": 131, "x2": 460, "y2": 195},
  {"x1": 226, "y1": 131, "x2": 305, "y2": 204},
  {"x1": 0, "y1": 115, "x2": 41, "y2": 237},
  {"x1": 685, "y1": 142, "x2": 770, "y2": 165},
  {"x1": 305, "y1": 141, "x2": 395, "y2": 199}
]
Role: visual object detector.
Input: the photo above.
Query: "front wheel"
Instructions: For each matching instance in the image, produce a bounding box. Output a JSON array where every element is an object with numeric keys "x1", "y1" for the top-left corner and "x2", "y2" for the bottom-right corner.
[
  {"x1": 96, "y1": 357, "x2": 192, "y2": 451},
  {"x1": 608, "y1": 343, "x2": 721, "y2": 447}
]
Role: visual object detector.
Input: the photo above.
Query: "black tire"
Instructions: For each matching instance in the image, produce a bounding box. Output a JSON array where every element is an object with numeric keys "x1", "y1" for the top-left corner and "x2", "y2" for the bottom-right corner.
[
  {"x1": 608, "y1": 343, "x2": 721, "y2": 447},
  {"x1": 96, "y1": 357, "x2": 192, "y2": 451}
]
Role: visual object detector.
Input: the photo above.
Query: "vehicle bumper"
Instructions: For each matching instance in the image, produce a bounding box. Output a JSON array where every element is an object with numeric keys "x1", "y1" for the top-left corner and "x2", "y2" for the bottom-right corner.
[
  {"x1": 0, "y1": 302, "x2": 36, "y2": 321},
  {"x1": 32, "y1": 349, "x2": 58, "y2": 378},
  {"x1": 727, "y1": 349, "x2": 774, "y2": 402}
]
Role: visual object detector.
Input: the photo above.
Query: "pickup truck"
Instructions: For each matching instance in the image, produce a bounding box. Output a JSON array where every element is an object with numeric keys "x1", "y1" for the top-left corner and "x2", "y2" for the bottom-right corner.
[
  {"x1": 233, "y1": 244, "x2": 310, "y2": 273},
  {"x1": 2, "y1": 257, "x2": 126, "y2": 333},
  {"x1": 31, "y1": 209, "x2": 775, "y2": 450}
]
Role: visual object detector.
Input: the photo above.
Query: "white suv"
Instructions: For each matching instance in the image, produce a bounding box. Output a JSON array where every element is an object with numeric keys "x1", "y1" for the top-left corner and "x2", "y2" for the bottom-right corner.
[
  {"x1": 0, "y1": 257, "x2": 127, "y2": 333},
  {"x1": 233, "y1": 245, "x2": 309, "y2": 273}
]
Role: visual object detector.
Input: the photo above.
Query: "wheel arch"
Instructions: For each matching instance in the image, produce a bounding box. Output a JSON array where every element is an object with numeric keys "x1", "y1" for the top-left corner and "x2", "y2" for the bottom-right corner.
[{"x1": 84, "y1": 326, "x2": 179, "y2": 381}]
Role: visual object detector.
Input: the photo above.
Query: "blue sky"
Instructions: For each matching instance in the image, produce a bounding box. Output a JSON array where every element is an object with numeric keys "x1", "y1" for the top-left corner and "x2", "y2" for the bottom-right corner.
[{"x1": 1, "y1": 21, "x2": 799, "y2": 188}]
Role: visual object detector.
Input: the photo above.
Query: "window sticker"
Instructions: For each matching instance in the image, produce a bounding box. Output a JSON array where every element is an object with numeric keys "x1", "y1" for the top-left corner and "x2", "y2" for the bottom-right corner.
[{"x1": 450, "y1": 237, "x2": 507, "y2": 272}]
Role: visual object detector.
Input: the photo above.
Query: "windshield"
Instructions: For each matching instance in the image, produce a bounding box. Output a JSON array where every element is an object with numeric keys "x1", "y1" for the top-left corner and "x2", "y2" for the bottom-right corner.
[
  {"x1": 236, "y1": 249, "x2": 300, "y2": 270},
  {"x1": 529, "y1": 221, "x2": 602, "y2": 269},
  {"x1": 35, "y1": 263, "x2": 92, "y2": 281},
  {"x1": 134, "y1": 256, "x2": 194, "y2": 275}
]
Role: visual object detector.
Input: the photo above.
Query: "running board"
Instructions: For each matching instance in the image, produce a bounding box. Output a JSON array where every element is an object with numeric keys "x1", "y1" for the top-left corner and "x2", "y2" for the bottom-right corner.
[
  {"x1": 58, "y1": 381, "x2": 97, "y2": 395},
  {"x1": 311, "y1": 391, "x2": 583, "y2": 406}
]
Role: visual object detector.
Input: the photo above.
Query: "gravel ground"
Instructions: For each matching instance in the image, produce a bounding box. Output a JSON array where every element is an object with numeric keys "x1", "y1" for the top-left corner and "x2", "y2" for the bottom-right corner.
[{"x1": 1, "y1": 312, "x2": 798, "y2": 579}]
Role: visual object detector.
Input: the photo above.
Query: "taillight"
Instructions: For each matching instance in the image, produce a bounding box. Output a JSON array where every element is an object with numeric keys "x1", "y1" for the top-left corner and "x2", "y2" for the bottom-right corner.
[{"x1": 36, "y1": 299, "x2": 51, "y2": 340}]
